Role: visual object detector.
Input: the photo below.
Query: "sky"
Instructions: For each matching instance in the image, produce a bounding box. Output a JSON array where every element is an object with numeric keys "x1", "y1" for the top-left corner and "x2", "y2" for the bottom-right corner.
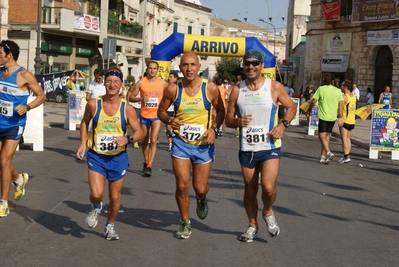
[{"x1": 200, "y1": 0, "x2": 289, "y2": 32}]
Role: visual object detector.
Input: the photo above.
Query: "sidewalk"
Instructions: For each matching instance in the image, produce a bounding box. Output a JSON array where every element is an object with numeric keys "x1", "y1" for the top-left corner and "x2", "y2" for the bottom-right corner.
[{"x1": 298, "y1": 114, "x2": 371, "y2": 150}]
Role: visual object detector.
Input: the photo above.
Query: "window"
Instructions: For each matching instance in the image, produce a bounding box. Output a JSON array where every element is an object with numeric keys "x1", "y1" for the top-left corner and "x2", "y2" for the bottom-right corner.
[
  {"x1": 188, "y1": 25, "x2": 192, "y2": 34},
  {"x1": 173, "y1": 22, "x2": 178, "y2": 32},
  {"x1": 200, "y1": 28, "x2": 205, "y2": 36}
]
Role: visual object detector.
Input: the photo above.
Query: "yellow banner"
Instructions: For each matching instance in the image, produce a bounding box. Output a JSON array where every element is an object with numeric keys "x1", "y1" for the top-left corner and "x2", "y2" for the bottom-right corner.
[
  {"x1": 156, "y1": 61, "x2": 171, "y2": 81},
  {"x1": 184, "y1": 35, "x2": 246, "y2": 57},
  {"x1": 322, "y1": 33, "x2": 352, "y2": 55},
  {"x1": 261, "y1": 67, "x2": 276, "y2": 80}
]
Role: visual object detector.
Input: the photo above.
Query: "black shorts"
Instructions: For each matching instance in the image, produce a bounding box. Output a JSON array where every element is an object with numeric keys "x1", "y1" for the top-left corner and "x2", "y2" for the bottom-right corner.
[
  {"x1": 342, "y1": 123, "x2": 355, "y2": 131},
  {"x1": 318, "y1": 118, "x2": 335, "y2": 133}
]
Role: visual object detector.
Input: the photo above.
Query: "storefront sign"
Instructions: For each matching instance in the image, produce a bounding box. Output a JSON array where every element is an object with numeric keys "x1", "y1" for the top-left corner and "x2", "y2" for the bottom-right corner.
[
  {"x1": 367, "y1": 29, "x2": 399, "y2": 45},
  {"x1": 321, "y1": 55, "x2": 349, "y2": 72},
  {"x1": 322, "y1": 33, "x2": 352, "y2": 55},
  {"x1": 352, "y1": 0, "x2": 399, "y2": 22}
]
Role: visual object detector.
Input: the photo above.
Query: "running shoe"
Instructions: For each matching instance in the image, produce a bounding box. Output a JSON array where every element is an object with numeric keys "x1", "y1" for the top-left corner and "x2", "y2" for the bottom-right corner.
[
  {"x1": 196, "y1": 196, "x2": 208, "y2": 220},
  {"x1": 319, "y1": 156, "x2": 326, "y2": 163},
  {"x1": 0, "y1": 201, "x2": 9, "y2": 218},
  {"x1": 234, "y1": 128, "x2": 239, "y2": 138},
  {"x1": 338, "y1": 157, "x2": 351, "y2": 163},
  {"x1": 168, "y1": 143, "x2": 172, "y2": 152},
  {"x1": 143, "y1": 167, "x2": 152, "y2": 177},
  {"x1": 238, "y1": 224, "x2": 258, "y2": 242},
  {"x1": 324, "y1": 152, "x2": 335, "y2": 164},
  {"x1": 85, "y1": 202, "x2": 102, "y2": 228},
  {"x1": 263, "y1": 212, "x2": 280, "y2": 237},
  {"x1": 104, "y1": 223, "x2": 119, "y2": 241},
  {"x1": 142, "y1": 163, "x2": 147, "y2": 173},
  {"x1": 13, "y1": 173, "x2": 29, "y2": 200},
  {"x1": 133, "y1": 142, "x2": 139, "y2": 149},
  {"x1": 176, "y1": 219, "x2": 191, "y2": 239}
]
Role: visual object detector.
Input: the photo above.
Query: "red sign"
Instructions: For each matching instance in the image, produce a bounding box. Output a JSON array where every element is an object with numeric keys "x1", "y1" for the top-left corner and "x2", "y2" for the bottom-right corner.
[
  {"x1": 84, "y1": 15, "x2": 91, "y2": 29},
  {"x1": 92, "y1": 17, "x2": 99, "y2": 31},
  {"x1": 321, "y1": 1, "x2": 341, "y2": 21}
]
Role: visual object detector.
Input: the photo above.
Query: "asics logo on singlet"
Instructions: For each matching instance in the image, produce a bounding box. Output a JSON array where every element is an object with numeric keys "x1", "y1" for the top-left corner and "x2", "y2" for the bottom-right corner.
[
  {"x1": 100, "y1": 136, "x2": 115, "y2": 142},
  {"x1": 246, "y1": 127, "x2": 264, "y2": 133},
  {"x1": 183, "y1": 125, "x2": 201, "y2": 131}
]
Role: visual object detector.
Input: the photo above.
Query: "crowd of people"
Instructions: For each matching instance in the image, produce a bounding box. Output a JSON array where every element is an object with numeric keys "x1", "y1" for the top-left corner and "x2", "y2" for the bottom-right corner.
[{"x1": 0, "y1": 41, "x2": 395, "y2": 243}]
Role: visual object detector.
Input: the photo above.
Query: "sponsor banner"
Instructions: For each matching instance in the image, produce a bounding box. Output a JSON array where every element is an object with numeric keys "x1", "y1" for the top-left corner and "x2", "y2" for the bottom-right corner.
[
  {"x1": 35, "y1": 71, "x2": 73, "y2": 99},
  {"x1": 352, "y1": 0, "x2": 399, "y2": 23},
  {"x1": 370, "y1": 109, "x2": 399, "y2": 151},
  {"x1": 321, "y1": 1, "x2": 341, "y2": 21},
  {"x1": 321, "y1": 55, "x2": 349, "y2": 72},
  {"x1": 184, "y1": 35, "x2": 246, "y2": 57},
  {"x1": 309, "y1": 106, "x2": 319, "y2": 130},
  {"x1": 322, "y1": 33, "x2": 352, "y2": 55},
  {"x1": 68, "y1": 91, "x2": 87, "y2": 124},
  {"x1": 74, "y1": 14, "x2": 100, "y2": 32},
  {"x1": 367, "y1": 29, "x2": 399, "y2": 45}
]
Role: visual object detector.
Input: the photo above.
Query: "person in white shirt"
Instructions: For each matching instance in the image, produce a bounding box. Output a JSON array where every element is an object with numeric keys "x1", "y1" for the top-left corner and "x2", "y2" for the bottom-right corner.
[
  {"x1": 86, "y1": 69, "x2": 106, "y2": 101},
  {"x1": 352, "y1": 83, "x2": 360, "y2": 102},
  {"x1": 366, "y1": 87, "x2": 374, "y2": 104}
]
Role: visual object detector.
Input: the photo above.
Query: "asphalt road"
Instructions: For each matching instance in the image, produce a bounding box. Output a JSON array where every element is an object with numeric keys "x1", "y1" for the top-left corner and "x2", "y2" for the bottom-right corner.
[{"x1": 0, "y1": 101, "x2": 398, "y2": 267}]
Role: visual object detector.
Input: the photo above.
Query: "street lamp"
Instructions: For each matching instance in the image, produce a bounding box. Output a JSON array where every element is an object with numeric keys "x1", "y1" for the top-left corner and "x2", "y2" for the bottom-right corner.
[
  {"x1": 258, "y1": 18, "x2": 276, "y2": 56},
  {"x1": 34, "y1": 0, "x2": 42, "y2": 75},
  {"x1": 265, "y1": 0, "x2": 269, "y2": 48}
]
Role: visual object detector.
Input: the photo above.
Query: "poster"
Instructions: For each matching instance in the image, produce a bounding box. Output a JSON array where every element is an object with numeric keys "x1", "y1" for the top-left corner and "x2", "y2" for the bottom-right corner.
[
  {"x1": 309, "y1": 106, "x2": 319, "y2": 130},
  {"x1": 370, "y1": 109, "x2": 399, "y2": 151},
  {"x1": 290, "y1": 98, "x2": 300, "y2": 125},
  {"x1": 68, "y1": 91, "x2": 87, "y2": 124},
  {"x1": 35, "y1": 70, "x2": 73, "y2": 100}
]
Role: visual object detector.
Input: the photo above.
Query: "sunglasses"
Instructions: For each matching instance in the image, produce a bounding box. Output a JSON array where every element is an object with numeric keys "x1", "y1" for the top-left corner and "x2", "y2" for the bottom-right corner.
[
  {"x1": 243, "y1": 60, "x2": 261, "y2": 67},
  {"x1": 1, "y1": 41, "x2": 10, "y2": 51}
]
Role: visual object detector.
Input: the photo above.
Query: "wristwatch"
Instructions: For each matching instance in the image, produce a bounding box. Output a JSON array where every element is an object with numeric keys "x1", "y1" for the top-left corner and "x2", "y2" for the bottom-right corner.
[
  {"x1": 26, "y1": 105, "x2": 31, "y2": 112},
  {"x1": 281, "y1": 119, "x2": 290, "y2": 128},
  {"x1": 211, "y1": 127, "x2": 219, "y2": 134}
]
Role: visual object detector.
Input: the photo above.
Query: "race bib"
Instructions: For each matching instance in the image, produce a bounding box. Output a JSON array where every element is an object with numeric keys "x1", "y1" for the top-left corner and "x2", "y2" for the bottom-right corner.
[
  {"x1": 179, "y1": 124, "x2": 204, "y2": 141},
  {"x1": 0, "y1": 99, "x2": 14, "y2": 117},
  {"x1": 242, "y1": 125, "x2": 268, "y2": 145},
  {"x1": 145, "y1": 97, "x2": 158, "y2": 108},
  {"x1": 96, "y1": 134, "x2": 122, "y2": 152}
]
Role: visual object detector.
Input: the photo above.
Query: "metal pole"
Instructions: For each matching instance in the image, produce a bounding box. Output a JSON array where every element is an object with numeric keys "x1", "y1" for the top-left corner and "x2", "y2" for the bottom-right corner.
[
  {"x1": 258, "y1": 19, "x2": 276, "y2": 56},
  {"x1": 34, "y1": 0, "x2": 42, "y2": 75},
  {"x1": 141, "y1": 0, "x2": 147, "y2": 75},
  {"x1": 265, "y1": 0, "x2": 269, "y2": 48}
]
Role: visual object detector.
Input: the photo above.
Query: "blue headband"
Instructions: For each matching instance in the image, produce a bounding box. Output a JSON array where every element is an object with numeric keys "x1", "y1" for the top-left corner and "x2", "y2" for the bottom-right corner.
[{"x1": 105, "y1": 70, "x2": 123, "y2": 81}]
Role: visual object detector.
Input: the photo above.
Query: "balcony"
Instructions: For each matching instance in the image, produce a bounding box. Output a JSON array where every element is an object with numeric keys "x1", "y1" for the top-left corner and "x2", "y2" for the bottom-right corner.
[
  {"x1": 41, "y1": 6, "x2": 142, "y2": 39},
  {"x1": 108, "y1": 19, "x2": 142, "y2": 39}
]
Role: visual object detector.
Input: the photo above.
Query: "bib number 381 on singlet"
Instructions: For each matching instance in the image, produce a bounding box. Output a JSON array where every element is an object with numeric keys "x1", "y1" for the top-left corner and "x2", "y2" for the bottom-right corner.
[{"x1": 242, "y1": 125, "x2": 268, "y2": 145}]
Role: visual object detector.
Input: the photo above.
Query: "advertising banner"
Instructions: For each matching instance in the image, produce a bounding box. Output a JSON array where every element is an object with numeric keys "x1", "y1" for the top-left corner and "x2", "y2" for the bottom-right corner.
[
  {"x1": 290, "y1": 98, "x2": 300, "y2": 126},
  {"x1": 352, "y1": 0, "x2": 399, "y2": 22},
  {"x1": 370, "y1": 109, "x2": 399, "y2": 151},
  {"x1": 322, "y1": 33, "x2": 352, "y2": 55},
  {"x1": 321, "y1": 55, "x2": 349, "y2": 72},
  {"x1": 36, "y1": 71, "x2": 73, "y2": 99},
  {"x1": 366, "y1": 29, "x2": 399, "y2": 45},
  {"x1": 309, "y1": 106, "x2": 319, "y2": 131},
  {"x1": 321, "y1": 1, "x2": 341, "y2": 21},
  {"x1": 68, "y1": 91, "x2": 87, "y2": 125},
  {"x1": 74, "y1": 14, "x2": 100, "y2": 32}
]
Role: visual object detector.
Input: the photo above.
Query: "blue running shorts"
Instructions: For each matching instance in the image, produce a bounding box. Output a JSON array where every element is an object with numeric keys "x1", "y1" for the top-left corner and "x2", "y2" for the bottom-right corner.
[
  {"x1": 86, "y1": 150, "x2": 129, "y2": 181},
  {"x1": 139, "y1": 115, "x2": 159, "y2": 127},
  {"x1": 171, "y1": 136, "x2": 215, "y2": 164},
  {"x1": 239, "y1": 148, "x2": 281, "y2": 168},
  {"x1": 0, "y1": 126, "x2": 24, "y2": 140}
]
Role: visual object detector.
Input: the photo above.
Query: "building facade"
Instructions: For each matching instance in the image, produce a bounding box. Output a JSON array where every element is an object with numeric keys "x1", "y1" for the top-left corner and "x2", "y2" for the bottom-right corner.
[{"x1": 303, "y1": 0, "x2": 398, "y2": 104}]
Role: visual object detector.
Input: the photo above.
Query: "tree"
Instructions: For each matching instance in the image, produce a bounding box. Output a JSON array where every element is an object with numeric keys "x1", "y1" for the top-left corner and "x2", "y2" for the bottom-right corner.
[{"x1": 214, "y1": 57, "x2": 245, "y2": 82}]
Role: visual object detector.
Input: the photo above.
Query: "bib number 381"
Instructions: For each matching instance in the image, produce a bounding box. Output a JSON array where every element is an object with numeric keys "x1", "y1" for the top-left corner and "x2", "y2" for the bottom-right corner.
[{"x1": 242, "y1": 126, "x2": 267, "y2": 145}]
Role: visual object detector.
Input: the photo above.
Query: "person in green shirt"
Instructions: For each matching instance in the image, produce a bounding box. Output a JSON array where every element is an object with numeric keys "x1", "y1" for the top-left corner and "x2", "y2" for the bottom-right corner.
[{"x1": 309, "y1": 73, "x2": 343, "y2": 164}]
